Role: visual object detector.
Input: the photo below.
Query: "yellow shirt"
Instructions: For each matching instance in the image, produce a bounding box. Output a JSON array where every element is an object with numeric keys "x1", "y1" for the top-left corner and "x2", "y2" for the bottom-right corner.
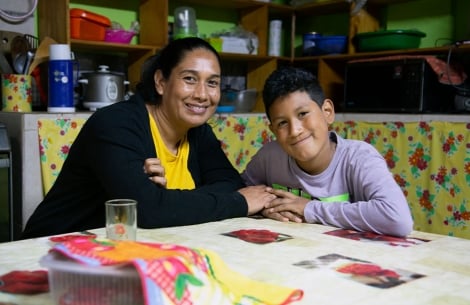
[{"x1": 148, "y1": 113, "x2": 195, "y2": 190}]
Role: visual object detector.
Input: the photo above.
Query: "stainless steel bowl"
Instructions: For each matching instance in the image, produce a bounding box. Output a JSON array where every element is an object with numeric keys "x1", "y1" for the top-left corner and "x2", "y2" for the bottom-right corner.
[{"x1": 220, "y1": 88, "x2": 257, "y2": 113}]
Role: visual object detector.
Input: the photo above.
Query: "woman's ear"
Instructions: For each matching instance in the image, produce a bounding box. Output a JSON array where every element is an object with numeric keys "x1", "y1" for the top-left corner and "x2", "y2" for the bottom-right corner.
[
  {"x1": 322, "y1": 99, "x2": 336, "y2": 124},
  {"x1": 154, "y1": 70, "x2": 165, "y2": 95}
]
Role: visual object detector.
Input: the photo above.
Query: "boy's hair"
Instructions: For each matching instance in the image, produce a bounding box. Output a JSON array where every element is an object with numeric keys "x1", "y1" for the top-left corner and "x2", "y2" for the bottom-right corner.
[{"x1": 262, "y1": 66, "x2": 325, "y2": 120}]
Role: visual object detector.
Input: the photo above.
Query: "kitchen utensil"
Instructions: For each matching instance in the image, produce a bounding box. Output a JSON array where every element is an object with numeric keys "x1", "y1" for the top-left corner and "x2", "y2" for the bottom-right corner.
[
  {"x1": 22, "y1": 50, "x2": 35, "y2": 74},
  {"x1": 10, "y1": 35, "x2": 29, "y2": 67},
  {"x1": 23, "y1": 34, "x2": 38, "y2": 50},
  {"x1": 48, "y1": 52, "x2": 77, "y2": 113},
  {"x1": 302, "y1": 35, "x2": 348, "y2": 56},
  {"x1": 104, "y1": 29, "x2": 135, "y2": 44},
  {"x1": 70, "y1": 8, "x2": 111, "y2": 41},
  {"x1": 0, "y1": 51, "x2": 13, "y2": 73},
  {"x1": 173, "y1": 6, "x2": 198, "y2": 39},
  {"x1": 216, "y1": 105, "x2": 235, "y2": 113},
  {"x1": 79, "y1": 65, "x2": 130, "y2": 110},
  {"x1": 354, "y1": 29, "x2": 426, "y2": 52},
  {"x1": 13, "y1": 52, "x2": 27, "y2": 74},
  {"x1": 220, "y1": 88, "x2": 257, "y2": 113},
  {"x1": 27, "y1": 36, "x2": 56, "y2": 75}
]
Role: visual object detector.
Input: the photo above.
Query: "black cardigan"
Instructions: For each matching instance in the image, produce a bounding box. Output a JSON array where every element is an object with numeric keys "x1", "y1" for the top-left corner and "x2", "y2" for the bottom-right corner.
[{"x1": 22, "y1": 94, "x2": 247, "y2": 238}]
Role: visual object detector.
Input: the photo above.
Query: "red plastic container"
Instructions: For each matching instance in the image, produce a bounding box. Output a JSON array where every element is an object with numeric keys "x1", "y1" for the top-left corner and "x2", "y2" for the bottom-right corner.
[{"x1": 70, "y1": 8, "x2": 111, "y2": 41}]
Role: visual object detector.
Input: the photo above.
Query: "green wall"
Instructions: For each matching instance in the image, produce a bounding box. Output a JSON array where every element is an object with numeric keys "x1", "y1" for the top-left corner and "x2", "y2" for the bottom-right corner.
[
  {"x1": 386, "y1": 0, "x2": 453, "y2": 48},
  {"x1": 47, "y1": 0, "x2": 467, "y2": 49}
]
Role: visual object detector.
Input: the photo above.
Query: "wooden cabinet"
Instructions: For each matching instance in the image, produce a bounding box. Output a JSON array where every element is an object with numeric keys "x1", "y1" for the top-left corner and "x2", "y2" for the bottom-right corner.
[{"x1": 37, "y1": 0, "x2": 469, "y2": 113}]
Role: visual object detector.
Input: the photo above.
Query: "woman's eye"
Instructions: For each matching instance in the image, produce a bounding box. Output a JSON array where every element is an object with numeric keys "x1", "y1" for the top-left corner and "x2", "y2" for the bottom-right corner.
[
  {"x1": 207, "y1": 79, "x2": 219, "y2": 88},
  {"x1": 277, "y1": 121, "x2": 287, "y2": 128},
  {"x1": 183, "y1": 76, "x2": 197, "y2": 84}
]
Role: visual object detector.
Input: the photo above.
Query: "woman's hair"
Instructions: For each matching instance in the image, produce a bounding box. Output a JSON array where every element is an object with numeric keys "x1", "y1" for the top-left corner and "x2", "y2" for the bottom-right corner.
[
  {"x1": 262, "y1": 66, "x2": 325, "y2": 120},
  {"x1": 136, "y1": 37, "x2": 221, "y2": 102}
]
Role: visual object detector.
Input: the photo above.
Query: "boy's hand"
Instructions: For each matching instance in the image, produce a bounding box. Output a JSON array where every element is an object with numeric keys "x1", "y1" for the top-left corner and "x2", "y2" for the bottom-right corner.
[
  {"x1": 261, "y1": 209, "x2": 304, "y2": 223},
  {"x1": 263, "y1": 188, "x2": 309, "y2": 222}
]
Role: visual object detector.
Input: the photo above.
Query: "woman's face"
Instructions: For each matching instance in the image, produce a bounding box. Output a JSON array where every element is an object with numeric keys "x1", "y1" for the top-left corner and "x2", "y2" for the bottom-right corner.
[{"x1": 155, "y1": 48, "x2": 221, "y2": 130}]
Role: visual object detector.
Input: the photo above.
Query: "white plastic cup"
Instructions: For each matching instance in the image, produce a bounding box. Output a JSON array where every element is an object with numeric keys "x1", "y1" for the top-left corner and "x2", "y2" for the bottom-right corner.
[
  {"x1": 49, "y1": 44, "x2": 72, "y2": 60},
  {"x1": 268, "y1": 20, "x2": 282, "y2": 56}
]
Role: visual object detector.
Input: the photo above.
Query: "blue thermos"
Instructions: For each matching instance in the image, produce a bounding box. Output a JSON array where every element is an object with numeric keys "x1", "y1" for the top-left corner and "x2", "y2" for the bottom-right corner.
[{"x1": 48, "y1": 44, "x2": 75, "y2": 112}]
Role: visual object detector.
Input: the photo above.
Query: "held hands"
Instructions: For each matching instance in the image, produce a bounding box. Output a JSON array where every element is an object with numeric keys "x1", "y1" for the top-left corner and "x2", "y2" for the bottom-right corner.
[
  {"x1": 238, "y1": 185, "x2": 277, "y2": 216},
  {"x1": 262, "y1": 188, "x2": 309, "y2": 223},
  {"x1": 143, "y1": 158, "x2": 167, "y2": 188}
]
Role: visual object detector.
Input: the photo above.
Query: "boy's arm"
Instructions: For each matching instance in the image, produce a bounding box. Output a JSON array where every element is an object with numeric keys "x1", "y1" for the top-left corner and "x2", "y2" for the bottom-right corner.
[{"x1": 303, "y1": 153, "x2": 413, "y2": 237}]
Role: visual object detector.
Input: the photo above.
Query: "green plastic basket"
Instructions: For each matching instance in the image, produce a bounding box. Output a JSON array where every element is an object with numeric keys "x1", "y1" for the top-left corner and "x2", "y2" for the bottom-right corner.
[{"x1": 354, "y1": 29, "x2": 426, "y2": 52}]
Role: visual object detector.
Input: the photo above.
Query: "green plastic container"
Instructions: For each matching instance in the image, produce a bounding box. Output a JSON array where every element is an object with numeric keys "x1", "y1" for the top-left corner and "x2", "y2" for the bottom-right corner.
[{"x1": 354, "y1": 29, "x2": 426, "y2": 52}]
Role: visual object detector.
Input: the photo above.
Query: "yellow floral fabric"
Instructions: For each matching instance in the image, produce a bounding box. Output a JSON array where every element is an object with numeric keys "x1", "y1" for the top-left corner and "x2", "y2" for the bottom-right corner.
[
  {"x1": 38, "y1": 116, "x2": 470, "y2": 239},
  {"x1": 209, "y1": 114, "x2": 275, "y2": 173},
  {"x1": 37, "y1": 118, "x2": 86, "y2": 194},
  {"x1": 330, "y1": 121, "x2": 470, "y2": 239}
]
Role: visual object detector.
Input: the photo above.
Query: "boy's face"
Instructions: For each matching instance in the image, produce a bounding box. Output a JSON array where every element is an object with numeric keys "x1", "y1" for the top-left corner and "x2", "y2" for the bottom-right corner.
[{"x1": 268, "y1": 91, "x2": 335, "y2": 174}]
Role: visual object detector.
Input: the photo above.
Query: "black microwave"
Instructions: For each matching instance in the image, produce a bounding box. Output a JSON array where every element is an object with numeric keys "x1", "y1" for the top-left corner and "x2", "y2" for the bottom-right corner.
[{"x1": 343, "y1": 58, "x2": 455, "y2": 113}]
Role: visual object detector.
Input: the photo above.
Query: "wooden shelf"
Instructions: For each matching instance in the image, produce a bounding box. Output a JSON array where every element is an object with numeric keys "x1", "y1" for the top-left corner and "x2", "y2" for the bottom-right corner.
[
  {"x1": 70, "y1": 39, "x2": 158, "y2": 53},
  {"x1": 294, "y1": 0, "x2": 412, "y2": 16},
  {"x1": 38, "y1": 0, "x2": 468, "y2": 113},
  {"x1": 295, "y1": 44, "x2": 470, "y2": 63}
]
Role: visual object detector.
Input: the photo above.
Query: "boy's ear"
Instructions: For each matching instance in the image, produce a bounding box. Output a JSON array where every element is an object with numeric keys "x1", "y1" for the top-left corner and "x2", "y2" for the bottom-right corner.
[{"x1": 321, "y1": 99, "x2": 335, "y2": 124}]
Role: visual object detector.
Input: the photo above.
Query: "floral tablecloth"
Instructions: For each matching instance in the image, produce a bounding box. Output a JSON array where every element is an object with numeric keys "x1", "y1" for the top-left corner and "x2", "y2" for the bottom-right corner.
[{"x1": 38, "y1": 115, "x2": 470, "y2": 239}]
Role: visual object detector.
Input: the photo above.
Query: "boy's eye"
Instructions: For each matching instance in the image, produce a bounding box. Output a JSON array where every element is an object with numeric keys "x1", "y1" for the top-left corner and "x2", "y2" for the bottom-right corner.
[
  {"x1": 299, "y1": 111, "x2": 308, "y2": 118},
  {"x1": 277, "y1": 121, "x2": 287, "y2": 128}
]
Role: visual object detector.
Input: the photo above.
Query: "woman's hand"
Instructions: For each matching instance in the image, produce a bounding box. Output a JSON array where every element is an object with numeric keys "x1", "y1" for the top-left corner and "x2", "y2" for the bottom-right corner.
[
  {"x1": 238, "y1": 185, "x2": 276, "y2": 215},
  {"x1": 143, "y1": 158, "x2": 167, "y2": 188}
]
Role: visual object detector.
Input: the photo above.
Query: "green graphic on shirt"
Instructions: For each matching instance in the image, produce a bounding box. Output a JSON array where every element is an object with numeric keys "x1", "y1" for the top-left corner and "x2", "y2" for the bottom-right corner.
[{"x1": 272, "y1": 183, "x2": 349, "y2": 202}]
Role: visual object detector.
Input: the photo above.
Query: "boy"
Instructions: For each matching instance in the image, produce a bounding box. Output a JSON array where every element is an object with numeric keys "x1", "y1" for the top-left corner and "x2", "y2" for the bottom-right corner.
[{"x1": 241, "y1": 66, "x2": 413, "y2": 237}]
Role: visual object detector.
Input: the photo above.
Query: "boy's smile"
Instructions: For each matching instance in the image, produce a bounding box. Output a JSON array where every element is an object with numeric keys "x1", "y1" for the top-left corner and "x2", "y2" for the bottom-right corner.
[{"x1": 268, "y1": 91, "x2": 336, "y2": 175}]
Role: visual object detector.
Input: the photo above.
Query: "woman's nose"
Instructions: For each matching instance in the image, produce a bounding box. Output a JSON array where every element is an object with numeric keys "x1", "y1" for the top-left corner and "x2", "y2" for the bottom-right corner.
[{"x1": 193, "y1": 83, "x2": 208, "y2": 100}]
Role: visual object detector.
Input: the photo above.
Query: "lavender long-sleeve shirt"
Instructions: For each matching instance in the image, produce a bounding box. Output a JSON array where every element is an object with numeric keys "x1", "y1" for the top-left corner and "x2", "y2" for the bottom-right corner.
[{"x1": 242, "y1": 132, "x2": 413, "y2": 237}]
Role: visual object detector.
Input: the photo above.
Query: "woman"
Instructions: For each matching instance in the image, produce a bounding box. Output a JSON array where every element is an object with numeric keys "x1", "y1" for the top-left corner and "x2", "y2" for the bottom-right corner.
[{"x1": 22, "y1": 37, "x2": 273, "y2": 239}]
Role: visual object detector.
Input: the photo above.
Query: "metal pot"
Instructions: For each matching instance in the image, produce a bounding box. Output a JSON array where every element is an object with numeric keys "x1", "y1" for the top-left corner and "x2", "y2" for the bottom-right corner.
[{"x1": 78, "y1": 65, "x2": 129, "y2": 104}]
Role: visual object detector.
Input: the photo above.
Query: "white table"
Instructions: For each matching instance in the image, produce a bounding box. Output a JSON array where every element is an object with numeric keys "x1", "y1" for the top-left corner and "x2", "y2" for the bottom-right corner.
[{"x1": 1, "y1": 217, "x2": 470, "y2": 305}]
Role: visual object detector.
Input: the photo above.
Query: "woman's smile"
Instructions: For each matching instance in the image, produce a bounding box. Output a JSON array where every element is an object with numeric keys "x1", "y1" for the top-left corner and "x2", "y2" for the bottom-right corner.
[{"x1": 185, "y1": 102, "x2": 210, "y2": 114}]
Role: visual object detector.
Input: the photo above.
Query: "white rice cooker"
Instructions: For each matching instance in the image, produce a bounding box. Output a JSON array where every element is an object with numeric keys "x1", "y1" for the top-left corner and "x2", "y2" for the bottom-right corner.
[{"x1": 79, "y1": 65, "x2": 130, "y2": 111}]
